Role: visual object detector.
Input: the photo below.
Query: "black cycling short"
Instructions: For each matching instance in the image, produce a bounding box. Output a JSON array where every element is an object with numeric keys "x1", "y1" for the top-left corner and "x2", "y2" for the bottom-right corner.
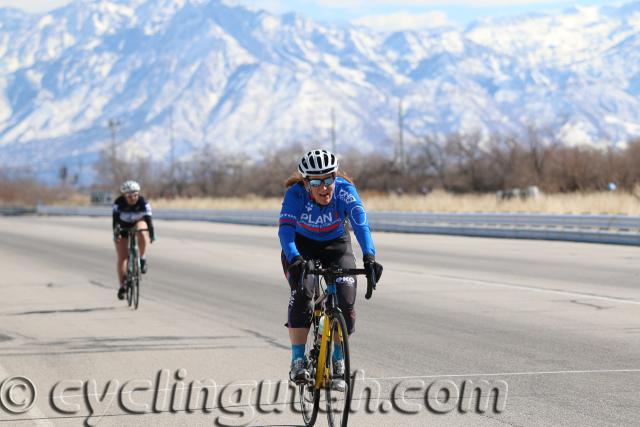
[{"x1": 281, "y1": 232, "x2": 358, "y2": 334}]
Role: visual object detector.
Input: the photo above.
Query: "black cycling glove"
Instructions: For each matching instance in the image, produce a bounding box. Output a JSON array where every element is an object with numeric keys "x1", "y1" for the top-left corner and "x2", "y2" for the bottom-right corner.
[
  {"x1": 363, "y1": 254, "x2": 383, "y2": 284},
  {"x1": 287, "y1": 256, "x2": 305, "y2": 289}
]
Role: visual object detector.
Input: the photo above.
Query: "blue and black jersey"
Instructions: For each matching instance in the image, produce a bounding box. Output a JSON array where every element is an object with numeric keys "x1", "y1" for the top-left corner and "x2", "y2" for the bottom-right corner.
[{"x1": 278, "y1": 177, "x2": 375, "y2": 262}]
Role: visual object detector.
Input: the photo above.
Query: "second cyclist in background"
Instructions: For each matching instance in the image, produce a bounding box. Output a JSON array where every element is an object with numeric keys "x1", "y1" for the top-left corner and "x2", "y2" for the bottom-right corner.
[{"x1": 113, "y1": 180, "x2": 156, "y2": 300}]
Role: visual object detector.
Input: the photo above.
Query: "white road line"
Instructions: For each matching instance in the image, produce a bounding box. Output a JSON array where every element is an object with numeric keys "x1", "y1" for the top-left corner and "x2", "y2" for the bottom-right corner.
[
  {"x1": 360, "y1": 368, "x2": 640, "y2": 382},
  {"x1": 0, "y1": 363, "x2": 53, "y2": 426},
  {"x1": 431, "y1": 273, "x2": 640, "y2": 305}
]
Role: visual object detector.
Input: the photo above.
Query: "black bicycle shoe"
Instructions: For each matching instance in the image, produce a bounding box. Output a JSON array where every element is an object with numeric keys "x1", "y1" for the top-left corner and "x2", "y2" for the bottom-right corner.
[
  {"x1": 140, "y1": 259, "x2": 148, "y2": 274},
  {"x1": 117, "y1": 286, "x2": 126, "y2": 300}
]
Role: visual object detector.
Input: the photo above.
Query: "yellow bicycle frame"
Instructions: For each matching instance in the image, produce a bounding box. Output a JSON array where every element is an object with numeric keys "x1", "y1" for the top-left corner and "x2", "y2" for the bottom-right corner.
[
  {"x1": 314, "y1": 312, "x2": 345, "y2": 389},
  {"x1": 314, "y1": 312, "x2": 330, "y2": 389}
]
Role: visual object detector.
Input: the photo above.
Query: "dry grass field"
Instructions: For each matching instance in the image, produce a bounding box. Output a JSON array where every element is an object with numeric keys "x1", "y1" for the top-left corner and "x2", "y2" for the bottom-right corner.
[{"x1": 147, "y1": 190, "x2": 640, "y2": 215}]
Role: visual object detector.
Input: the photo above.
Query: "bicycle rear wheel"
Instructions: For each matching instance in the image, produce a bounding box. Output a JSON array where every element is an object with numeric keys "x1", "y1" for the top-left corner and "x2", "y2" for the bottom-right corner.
[
  {"x1": 325, "y1": 312, "x2": 351, "y2": 427},
  {"x1": 300, "y1": 320, "x2": 320, "y2": 426}
]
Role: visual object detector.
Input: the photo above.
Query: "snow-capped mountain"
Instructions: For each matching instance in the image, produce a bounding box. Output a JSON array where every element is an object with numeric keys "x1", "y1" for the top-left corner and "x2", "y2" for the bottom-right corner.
[{"x1": 0, "y1": 0, "x2": 639, "y2": 183}]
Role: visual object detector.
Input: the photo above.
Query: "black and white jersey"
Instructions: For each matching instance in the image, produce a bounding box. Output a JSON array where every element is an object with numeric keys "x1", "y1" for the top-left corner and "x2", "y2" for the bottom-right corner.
[
  {"x1": 112, "y1": 195, "x2": 155, "y2": 239},
  {"x1": 113, "y1": 195, "x2": 151, "y2": 224}
]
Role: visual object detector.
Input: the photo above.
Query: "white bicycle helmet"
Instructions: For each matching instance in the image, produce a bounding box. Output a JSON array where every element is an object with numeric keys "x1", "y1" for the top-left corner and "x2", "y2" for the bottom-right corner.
[
  {"x1": 298, "y1": 149, "x2": 338, "y2": 177},
  {"x1": 120, "y1": 180, "x2": 141, "y2": 194}
]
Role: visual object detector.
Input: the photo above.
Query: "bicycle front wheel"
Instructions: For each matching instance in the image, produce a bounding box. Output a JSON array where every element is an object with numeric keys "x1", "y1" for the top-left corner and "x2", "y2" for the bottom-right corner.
[
  {"x1": 325, "y1": 312, "x2": 351, "y2": 427},
  {"x1": 300, "y1": 323, "x2": 320, "y2": 426},
  {"x1": 126, "y1": 278, "x2": 133, "y2": 307},
  {"x1": 132, "y1": 276, "x2": 140, "y2": 310}
]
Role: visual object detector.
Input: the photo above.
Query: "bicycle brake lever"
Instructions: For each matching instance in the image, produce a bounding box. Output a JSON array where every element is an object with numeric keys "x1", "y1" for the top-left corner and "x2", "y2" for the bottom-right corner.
[
  {"x1": 365, "y1": 270, "x2": 375, "y2": 300},
  {"x1": 298, "y1": 260, "x2": 313, "y2": 291}
]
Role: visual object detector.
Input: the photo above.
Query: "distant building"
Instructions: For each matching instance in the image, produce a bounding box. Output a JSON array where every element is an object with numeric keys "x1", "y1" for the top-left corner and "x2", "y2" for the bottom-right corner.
[{"x1": 90, "y1": 190, "x2": 113, "y2": 205}]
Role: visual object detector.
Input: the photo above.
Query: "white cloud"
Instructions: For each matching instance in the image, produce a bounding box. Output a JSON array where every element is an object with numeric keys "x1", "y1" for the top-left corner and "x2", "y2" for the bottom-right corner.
[
  {"x1": 0, "y1": 0, "x2": 72, "y2": 13},
  {"x1": 352, "y1": 10, "x2": 451, "y2": 31}
]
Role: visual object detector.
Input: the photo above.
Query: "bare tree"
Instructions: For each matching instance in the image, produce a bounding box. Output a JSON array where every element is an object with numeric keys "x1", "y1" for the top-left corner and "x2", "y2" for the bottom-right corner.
[{"x1": 421, "y1": 135, "x2": 448, "y2": 189}]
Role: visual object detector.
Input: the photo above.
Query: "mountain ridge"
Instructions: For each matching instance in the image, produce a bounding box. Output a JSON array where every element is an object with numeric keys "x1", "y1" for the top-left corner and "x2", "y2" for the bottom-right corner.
[{"x1": 0, "y1": 0, "x2": 638, "y2": 183}]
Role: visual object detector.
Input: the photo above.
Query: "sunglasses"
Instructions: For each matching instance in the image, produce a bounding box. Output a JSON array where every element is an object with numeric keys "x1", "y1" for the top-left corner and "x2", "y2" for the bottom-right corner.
[
  {"x1": 125, "y1": 192, "x2": 139, "y2": 198},
  {"x1": 307, "y1": 176, "x2": 335, "y2": 188}
]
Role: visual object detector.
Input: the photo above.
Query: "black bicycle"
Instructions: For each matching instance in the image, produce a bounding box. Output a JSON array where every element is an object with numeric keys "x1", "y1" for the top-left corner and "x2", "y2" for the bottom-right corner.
[
  {"x1": 297, "y1": 260, "x2": 377, "y2": 427},
  {"x1": 115, "y1": 225, "x2": 144, "y2": 310}
]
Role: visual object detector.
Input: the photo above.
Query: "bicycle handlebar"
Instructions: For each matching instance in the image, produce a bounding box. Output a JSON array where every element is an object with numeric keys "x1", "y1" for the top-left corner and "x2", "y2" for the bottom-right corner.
[
  {"x1": 114, "y1": 225, "x2": 148, "y2": 235},
  {"x1": 301, "y1": 261, "x2": 376, "y2": 300}
]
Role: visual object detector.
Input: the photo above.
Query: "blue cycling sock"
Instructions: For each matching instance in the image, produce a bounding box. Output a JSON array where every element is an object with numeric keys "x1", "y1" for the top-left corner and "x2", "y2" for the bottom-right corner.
[
  {"x1": 332, "y1": 344, "x2": 343, "y2": 362},
  {"x1": 292, "y1": 344, "x2": 305, "y2": 361}
]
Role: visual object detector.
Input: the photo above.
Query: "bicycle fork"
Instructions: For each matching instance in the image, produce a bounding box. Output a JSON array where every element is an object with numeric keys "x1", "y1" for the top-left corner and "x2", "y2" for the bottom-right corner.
[{"x1": 129, "y1": 240, "x2": 139, "y2": 278}]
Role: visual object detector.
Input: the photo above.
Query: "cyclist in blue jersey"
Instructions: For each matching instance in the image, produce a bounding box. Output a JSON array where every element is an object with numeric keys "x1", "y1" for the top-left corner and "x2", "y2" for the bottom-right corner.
[{"x1": 279, "y1": 149, "x2": 383, "y2": 385}]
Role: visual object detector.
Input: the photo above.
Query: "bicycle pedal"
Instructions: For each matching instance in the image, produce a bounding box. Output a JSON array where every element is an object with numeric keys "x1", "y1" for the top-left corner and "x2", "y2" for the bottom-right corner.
[
  {"x1": 290, "y1": 378, "x2": 306, "y2": 386},
  {"x1": 291, "y1": 371, "x2": 312, "y2": 386}
]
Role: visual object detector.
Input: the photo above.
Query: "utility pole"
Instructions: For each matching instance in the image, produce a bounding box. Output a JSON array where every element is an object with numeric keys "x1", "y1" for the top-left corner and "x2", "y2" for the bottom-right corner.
[
  {"x1": 398, "y1": 98, "x2": 405, "y2": 173},
  {"x1": 169, "y1": 108, "x2": 177, "y2": 197},
  {"x1": 75, "y1": 157, "x2": 83, "y2": 187},
  {"x1": 108, "y1": 118, "x2": 120, "y2": 159},
  {"x1": 170, "y1": 110, "x2": 175, "y2": 175},
  {"x1": 108, "y1": 118, "x2": 121, "y2": 187},
  {"x1": 331, "y1": 107, "x2": 336, "y2": 154}
]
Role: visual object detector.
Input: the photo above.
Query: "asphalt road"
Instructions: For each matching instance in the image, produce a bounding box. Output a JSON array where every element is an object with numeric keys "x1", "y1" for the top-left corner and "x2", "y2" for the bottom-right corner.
[{"x1": 0, "y1": 216, "x2": 638, "y2": 426}]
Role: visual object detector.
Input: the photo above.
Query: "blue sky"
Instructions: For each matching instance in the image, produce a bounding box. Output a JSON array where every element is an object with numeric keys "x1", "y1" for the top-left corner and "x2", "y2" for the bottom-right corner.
[{"x1": 0, "y1": 0, "x2": 626, "y2": 30}]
